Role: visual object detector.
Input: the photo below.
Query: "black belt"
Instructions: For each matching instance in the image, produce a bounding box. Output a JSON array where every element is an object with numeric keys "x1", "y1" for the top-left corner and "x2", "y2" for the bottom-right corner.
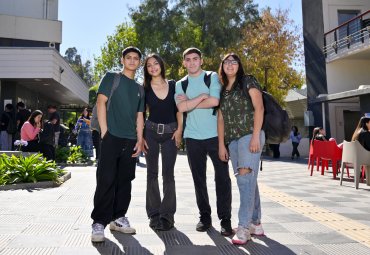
[{"x1": 145, "y1": 120, "x2": 177, "y2": 134}]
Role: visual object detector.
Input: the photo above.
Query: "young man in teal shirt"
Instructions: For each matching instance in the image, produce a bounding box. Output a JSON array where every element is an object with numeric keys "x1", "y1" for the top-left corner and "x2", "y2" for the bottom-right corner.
[
  {"x1": 175, "y1": 48, "x2": 232, "y2": 236},
  {"x1": 91, "y1": 46, "x2": 145, "y2": 242}
]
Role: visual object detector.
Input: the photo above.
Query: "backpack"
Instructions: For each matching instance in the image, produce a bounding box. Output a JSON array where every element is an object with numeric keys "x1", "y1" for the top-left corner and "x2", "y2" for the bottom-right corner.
[
  {"x1": 90, "y1": 73, "x2": 144, "y2": 133},
  {"x1": 6, "y1": 113, "x2": 17, "y2": 135},
  {"x1": 241, "y1": 75, "x2": 291, "y2": 144}
]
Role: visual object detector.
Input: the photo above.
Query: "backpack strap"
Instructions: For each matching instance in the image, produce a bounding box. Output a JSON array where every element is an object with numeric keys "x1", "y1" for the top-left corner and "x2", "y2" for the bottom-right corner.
[
  {"x1": 106, "y1": 73, "x2": 121, "y2": 111},
  {"x1": 180, "y1": 75, "x2": 189, "y2": 93},
  {"x1": 204, "y1": 71, "x2": 213, "y2": 88}
]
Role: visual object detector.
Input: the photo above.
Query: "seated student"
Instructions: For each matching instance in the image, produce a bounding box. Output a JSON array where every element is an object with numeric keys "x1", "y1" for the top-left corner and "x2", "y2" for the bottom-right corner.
[
  {"x1": 351, "y1": 113, "x2": 370, "y2": 151},
  {"x1": 312, "y1": 127, "x2": 327, "y2": 142}
]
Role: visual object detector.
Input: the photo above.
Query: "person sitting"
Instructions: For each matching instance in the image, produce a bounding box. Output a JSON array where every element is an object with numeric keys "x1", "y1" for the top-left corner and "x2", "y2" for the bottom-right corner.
[
  {"x1": 352, "y1": 113, "x2": 370, "y2": 151},
  {"x1": 20, "y1": 110, "x2": 43, "y2": 152},
  {"x1": 312, "y1": 127, "x2": 327, "y2": 142}
]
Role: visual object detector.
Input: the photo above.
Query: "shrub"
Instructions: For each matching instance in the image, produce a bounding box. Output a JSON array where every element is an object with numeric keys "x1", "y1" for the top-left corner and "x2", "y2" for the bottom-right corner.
[
  {"x1": 55, "y1": 146, "x2": 89, "y2": 164},
  {"x1": 0, "y1": 153, "x2": 65, "y2": 185}
]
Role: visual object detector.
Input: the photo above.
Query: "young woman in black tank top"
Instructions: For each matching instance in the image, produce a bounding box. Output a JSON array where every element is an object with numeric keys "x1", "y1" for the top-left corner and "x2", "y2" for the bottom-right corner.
[{"x1": 142, "y1": 53, "x2": 183, "y2": 231}]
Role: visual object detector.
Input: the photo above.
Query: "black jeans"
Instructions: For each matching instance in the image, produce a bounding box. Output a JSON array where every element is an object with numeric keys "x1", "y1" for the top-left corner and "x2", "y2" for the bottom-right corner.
[
  {"x1": 40, "y1": 144, "x2": 55, "y2": 160},
  {"x1": 145, "y1": 129, "x2": 177, "y2": 223},
  {"x1": 185, "y1": 137, "x2": 232, "y2": 223},
  {"x1": 92, "y1": 130, "x2": 101, "y2": 160},
  {"x1": 292, "y1": 142, "x2": 300, "y2": 158},
  {"x1": 91, "y1": 131, "x2": 137, "y2": 226}
]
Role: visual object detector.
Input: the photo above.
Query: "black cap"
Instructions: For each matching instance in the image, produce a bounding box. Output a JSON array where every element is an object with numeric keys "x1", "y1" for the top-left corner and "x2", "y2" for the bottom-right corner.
[{"x1": 122, "y1": 46, "x2": 142, "y2": 59}]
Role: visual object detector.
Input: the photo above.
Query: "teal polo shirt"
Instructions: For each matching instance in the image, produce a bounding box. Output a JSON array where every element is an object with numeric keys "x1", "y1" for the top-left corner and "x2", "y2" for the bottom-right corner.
[
  {"x1": 98, "y1": 72, "x2": 145, "y2": 139},
  {"x1": 175, "y1": 71, "x2": 221, "y2": 139}
]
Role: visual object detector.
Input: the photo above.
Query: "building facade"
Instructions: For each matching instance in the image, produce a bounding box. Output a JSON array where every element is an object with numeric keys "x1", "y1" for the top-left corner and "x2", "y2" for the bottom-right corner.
[
  {"x1": 0, "y1": 0, "x2": 88, "y2": 114},
  {"x1": 302, "y1": 0, "x2": 370, "y2": 142}
]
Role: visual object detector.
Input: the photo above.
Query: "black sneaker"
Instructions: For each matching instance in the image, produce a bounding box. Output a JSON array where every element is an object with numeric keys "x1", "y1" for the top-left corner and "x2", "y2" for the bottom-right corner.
[
  {"x1": 220, "y1": 219, "x2": 233, "y2": 236},
  {"x1": 196, "y1": 221, "x2": 211, "y2": 232},
  {"x1": 155, "y1": 218, "x2": 174, "y2": 231},
  {"x1": 149, "y1": 215, "x2": 159, "y2": 229}
]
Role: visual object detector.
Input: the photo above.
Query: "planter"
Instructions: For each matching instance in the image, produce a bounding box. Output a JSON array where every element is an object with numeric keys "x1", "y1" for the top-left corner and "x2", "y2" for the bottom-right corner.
[
  {"x1": 57, "y1": 161, "x2": 95, "y2": 167},
  {"x1": 0, "y1": 172, "x2": 71, "y2": 191}
]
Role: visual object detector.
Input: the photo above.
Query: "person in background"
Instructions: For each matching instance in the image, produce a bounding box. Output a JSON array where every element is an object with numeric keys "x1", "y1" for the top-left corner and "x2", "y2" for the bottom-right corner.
[
  {"x1": 312, "y1": 127, "x2": 327, "y2": 142},
  {"x1": 142, "y1": 53, "x2": 182, "y2": 231},
  {"x1": 75, "y1": 108, "x2": 93, "y2": 157},
  {"x1": 352, "y1": 113, "x2": 370, "y2": 151},
  {"x1": 16, "y1": 102, "x2": 31, "y2": 140},
  {"x1": 1, "y1": 104, "x2": 15, "y2": 150},
  {"x1": 290, "y1": 126, "x2": 302, "y2": 160},
  {"x1": 20, "y1": 110, "x2": 43, "y2": 152},
  {"x1": 47, "y1": 105, "x2": 60, "y2": 147},
  {"x1": 39, "y1": 113, "x2": 58, "y2": 160}
]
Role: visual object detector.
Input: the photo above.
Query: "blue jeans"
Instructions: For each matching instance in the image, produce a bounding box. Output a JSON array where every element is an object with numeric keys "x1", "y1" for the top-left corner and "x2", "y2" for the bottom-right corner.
[
  {"x1": 228, "y1": 131, "x2": 265, "y2": 228},
  {"x1": 77, "y1": 129, "x2": 93, "y2": 157}
]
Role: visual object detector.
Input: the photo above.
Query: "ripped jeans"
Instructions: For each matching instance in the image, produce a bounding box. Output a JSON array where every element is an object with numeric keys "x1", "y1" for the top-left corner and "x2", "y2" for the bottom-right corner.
[{"x1": 228, "y1": 131, "x2": 265, "y2": 228}]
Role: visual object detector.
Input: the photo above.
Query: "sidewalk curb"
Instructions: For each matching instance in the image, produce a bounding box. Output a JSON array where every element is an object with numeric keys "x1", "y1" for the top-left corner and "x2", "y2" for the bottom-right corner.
[{"x1": 0, "y1": 172, "x2": 71, "y2": 191}]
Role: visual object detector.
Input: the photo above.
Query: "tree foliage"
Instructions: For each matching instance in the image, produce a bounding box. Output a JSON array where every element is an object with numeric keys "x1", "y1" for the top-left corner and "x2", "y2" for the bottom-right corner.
[
  {"x1": 93, "y1": 23, "x2": 139, "y2": 80},
  {"x1": 232, "y1": 8, "x2": 304, "y2": 104},
  {"x1": 63, "y1": 47, "x2": 94, "y2": 87}
]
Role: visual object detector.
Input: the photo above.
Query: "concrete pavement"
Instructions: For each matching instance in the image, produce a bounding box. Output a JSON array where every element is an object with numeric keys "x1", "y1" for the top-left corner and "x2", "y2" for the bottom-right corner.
[{"x1": 0, "y1": 154, "x2": 370, "y2": 255}]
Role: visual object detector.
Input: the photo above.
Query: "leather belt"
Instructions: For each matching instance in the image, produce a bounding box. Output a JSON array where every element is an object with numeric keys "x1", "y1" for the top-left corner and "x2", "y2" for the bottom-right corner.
[{"x1": 145, "y1": 120, "x2": 177, "y2": 134}]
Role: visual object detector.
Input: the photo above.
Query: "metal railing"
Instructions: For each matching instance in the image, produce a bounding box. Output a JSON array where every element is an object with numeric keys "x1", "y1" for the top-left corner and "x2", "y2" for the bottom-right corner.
[{"x1": 323, "y1": 10, "x2": 370, "y2": 58}]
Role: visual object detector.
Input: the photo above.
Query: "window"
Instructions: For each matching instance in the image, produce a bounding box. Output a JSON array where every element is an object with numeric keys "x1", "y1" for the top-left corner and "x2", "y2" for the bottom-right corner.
[{"x1": 337, "y1": 10, "x2": 361, "y2": 46}]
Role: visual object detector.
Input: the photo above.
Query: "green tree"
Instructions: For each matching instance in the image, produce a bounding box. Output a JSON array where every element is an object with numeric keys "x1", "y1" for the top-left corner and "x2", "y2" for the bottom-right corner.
[
  {"x1": 93, "y1": 23, "x2": 139, "y2": 80},
  {"x1": 64, "y1": 47, "x2": 94, "y2": 87},
  {"x1": 231, "y1": 8, "x2": 304, "y2": 104}
]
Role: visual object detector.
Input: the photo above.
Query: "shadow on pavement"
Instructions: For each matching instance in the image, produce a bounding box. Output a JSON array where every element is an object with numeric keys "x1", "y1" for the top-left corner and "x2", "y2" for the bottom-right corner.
[
  {"x1": 155, "y1": 227, "x2": 219, "y2": 255},
  {"x1": 207, "y1": 227, "x2": 296, "y2": 255},
  {"x1": 92, "y1": 232, "x2": 154, "y2": 255}
]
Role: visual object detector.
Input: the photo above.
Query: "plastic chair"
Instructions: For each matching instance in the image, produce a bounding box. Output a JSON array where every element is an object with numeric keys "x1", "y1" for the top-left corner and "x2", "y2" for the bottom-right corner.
[
  {"x1": 310, "y1": 140, "x2": 344, "y2": 179},
  {"x1": 340, "y1": 140, "x2": 370, "y2": 189}
]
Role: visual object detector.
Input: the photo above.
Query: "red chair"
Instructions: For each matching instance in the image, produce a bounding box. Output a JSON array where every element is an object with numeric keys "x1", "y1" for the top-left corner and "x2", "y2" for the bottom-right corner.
[
  {"x1": 310, "y1": 140, "x2": 346, "y2": 179},
  {"x1": 308, "y1": 142, "x2": 328, "y2": 172}
]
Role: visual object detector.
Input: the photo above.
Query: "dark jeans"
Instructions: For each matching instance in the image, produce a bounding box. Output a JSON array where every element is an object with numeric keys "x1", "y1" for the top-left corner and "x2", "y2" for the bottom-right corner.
[
  {"x1": 292, "y1": 142, "x2": 300, "y2": 158},
  {"x1": 145, "y1": 129, "x2": 177, "y2": 223},
  {"x1": 185, "y1": 137, "x2": 232, "y2": 223},
  {"x1": 40, "y1": 144, "x2": 55, "y2": 161},
  {"x1": 21, "y1": 140, "x2": 40, "y2": 152},
  {"x1": 91, "y1": 131, "x2": 137, "y2": 226},
  {"x1": 92, "y1": 130, "x2": 101, "y2": 160}
]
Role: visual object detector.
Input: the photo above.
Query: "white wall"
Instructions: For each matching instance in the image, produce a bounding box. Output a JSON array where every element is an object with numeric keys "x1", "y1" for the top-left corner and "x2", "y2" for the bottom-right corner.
[
  {"x1": 0, "y1": 14, "x2": 61, "y2": 43},
  {"x1": 322, "y1": 0, "x2": 370, "y2": 32},
  {"x1": 0, "y1": 0, "x2": 58, "y2": 20},
  {"x1": 279, "y1": 138, "x2": 310, "y2": 158},
  {"x1": 326, "y1": 59, "x2": 370, "y2": 94}
]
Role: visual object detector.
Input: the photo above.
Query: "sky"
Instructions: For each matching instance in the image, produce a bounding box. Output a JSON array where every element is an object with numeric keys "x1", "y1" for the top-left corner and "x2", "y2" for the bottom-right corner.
[{"x1": 59, "y1": 0, "x2": 303, "y2": 63}]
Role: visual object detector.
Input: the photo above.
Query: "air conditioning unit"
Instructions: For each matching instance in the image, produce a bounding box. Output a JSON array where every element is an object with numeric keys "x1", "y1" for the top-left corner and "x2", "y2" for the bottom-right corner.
[{"x1": 49, "y1": 42, "x2": 56, "y2": 48}]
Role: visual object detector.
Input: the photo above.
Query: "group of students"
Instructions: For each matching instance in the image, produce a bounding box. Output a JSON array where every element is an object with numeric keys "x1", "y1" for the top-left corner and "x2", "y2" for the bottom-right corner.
[{"x1": 90, "y1": 46, "x2": 265, "y2": 245}]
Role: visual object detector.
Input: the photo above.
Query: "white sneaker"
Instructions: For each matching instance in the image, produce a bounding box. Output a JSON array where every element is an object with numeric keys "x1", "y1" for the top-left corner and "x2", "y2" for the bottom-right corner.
[
  {"x1": 250, "y1": 223, "x2": 264, "y2": 236},
  {"x1": 232, "y1": 226, "x2": 251, "y2": 245},
  {"x1": 91, "y1": 223, "x2": 105, "y2": 242},
  {"x1": 109, "y1": 216, "x2": 136, "y2": 234}
]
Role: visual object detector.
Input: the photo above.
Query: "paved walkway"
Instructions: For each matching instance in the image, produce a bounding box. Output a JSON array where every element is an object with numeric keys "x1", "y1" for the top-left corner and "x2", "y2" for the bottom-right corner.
[{"x1": 0, "y1": 154, "x2": 370, "y2": 255}]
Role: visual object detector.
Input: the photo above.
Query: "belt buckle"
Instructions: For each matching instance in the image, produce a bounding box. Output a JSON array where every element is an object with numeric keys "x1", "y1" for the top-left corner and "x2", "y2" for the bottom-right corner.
[{"x1": 157, "y1": 124, "x2": 164, "y2": 134}]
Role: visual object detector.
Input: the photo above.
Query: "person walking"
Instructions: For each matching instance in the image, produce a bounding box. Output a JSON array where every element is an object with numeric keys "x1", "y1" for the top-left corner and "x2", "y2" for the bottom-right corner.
[
  {"x1": 290, "y1": 126, "x2": 302, "y2": 159},
  {"x1": 175, "y1": 48, "x2": 232, "y2": 236},
  {"x1": 75, "y1": 108, "x2": 93, "y2": 157},
  {"x1": 217, "y1": 53, "x2": 265, "y2": 245},
  {"x1": 91, "y1": 46, "x2": 145, "y2": 242},
  {"x1": 142, "y1": 54, "x2": 183, "y2": 231}
]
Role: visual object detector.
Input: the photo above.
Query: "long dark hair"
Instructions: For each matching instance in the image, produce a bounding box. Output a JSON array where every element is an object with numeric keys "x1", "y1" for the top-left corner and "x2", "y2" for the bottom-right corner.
[
  {"x1": 143, "y1": 53, "x2": 166, "y2": 89},
  {"x1": 80, "y1": 108, "x2": 90, "y2": 119},
  {"x1": 28, "y1": 110, "x2": 43, "y2": 127},
  {"x1": 352, "y1": 117, "x2": 370, "y2": 141},
  {"x1": 218, "y1": 53, "x2": 245, "y2": 93},
  {"x1": 292, "y1": 126, "x2": 298, "y2": 136}
]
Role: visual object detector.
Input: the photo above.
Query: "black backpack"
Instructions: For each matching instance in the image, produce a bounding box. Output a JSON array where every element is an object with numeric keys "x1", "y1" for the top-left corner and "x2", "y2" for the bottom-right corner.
[{"x1": 240, "y1": 75, "x2": 291, "y2": 144}]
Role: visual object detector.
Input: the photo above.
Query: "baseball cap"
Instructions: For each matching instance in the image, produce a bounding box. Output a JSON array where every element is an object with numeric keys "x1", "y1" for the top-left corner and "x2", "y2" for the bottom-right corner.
[{"x1": 122, "y1": 46, "x2": 142, "y2": 59}]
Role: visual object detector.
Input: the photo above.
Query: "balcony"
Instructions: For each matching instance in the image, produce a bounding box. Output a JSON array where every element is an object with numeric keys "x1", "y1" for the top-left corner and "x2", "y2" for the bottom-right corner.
[{"x1": 324, "y1": 10, "x2": 370, "y2": 62}]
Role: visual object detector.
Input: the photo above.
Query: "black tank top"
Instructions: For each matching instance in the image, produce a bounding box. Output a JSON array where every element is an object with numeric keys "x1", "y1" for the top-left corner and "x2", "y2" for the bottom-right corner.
[{"x1": 145, "y1": 80, "x2": 177, "y2": 124}]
